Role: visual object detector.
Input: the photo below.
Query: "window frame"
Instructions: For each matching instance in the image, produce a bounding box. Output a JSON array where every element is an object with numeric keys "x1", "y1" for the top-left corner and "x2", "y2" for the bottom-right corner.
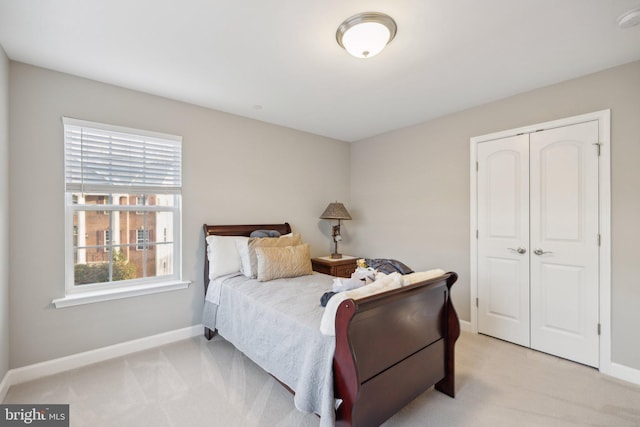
[{"x1": 59, "y1": 117, "x2": 187, "y2": 303}]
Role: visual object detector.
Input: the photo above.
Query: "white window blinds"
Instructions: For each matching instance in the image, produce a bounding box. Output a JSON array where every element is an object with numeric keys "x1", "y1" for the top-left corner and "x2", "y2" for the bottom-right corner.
[{"x1": 64, "y1": 117, "x2": 182, "y2": 194}]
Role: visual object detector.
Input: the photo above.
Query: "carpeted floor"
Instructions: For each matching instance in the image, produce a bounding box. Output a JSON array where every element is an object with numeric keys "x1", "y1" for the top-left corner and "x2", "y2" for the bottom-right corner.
[{"x1": 4, "y1": 331, "x2": 640, "y2": 426}]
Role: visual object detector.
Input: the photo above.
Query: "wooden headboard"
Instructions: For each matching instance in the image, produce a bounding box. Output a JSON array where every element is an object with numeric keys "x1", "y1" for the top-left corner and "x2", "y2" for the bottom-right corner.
[{"x1": 202, "y1": 222, "x2": 292, "y2": 293}]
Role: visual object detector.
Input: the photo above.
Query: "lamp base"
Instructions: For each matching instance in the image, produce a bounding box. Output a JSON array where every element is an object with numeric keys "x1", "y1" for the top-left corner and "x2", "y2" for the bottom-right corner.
[{"x1": 330, "y1": 253, "x2": 343, "y2": 259}]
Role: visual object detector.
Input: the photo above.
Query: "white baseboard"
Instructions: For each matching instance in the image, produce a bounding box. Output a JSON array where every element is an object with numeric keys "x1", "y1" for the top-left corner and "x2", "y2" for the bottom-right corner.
[
  {"x1": 602, "y1": 361, "x2": 640, "y2": 386},
  {"x1": 459, "y1": 319, "x2": 472, "y2": 333},
  {"x1": 1, "y1": 324, "x2": 203, "y2": 399}
]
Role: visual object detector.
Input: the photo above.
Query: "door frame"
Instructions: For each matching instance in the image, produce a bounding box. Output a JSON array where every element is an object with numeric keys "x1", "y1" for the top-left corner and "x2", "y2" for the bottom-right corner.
[{"x1": 469, "y1": 110, "x2": 611, "y2": 371}]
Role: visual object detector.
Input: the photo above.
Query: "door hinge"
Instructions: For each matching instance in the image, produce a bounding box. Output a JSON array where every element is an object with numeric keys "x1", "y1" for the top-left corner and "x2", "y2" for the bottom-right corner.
[
  {"x1": 476, "y1": 229, "x2": 479, "y2": 239},
  {"x1": 597, "y1": 234, "x2": 601, "y2": 246},
  {"x1": 593, "y1": 142, "x2": 602, "y2": 156},
  {"x1": 476, "y1": 297, "x2": 479, "y2": 308},
  {"x1": 476, "y1": 161, "x2": 479, "y2": 172},
  {"x1": 597, "y1": 323, "x2": 601, "y2": 336}
]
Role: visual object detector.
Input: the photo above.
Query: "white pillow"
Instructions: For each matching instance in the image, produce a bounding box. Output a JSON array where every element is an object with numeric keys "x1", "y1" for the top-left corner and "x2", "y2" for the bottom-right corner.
[
  {"x1": 402, "y1": 269, "x2": 446, "y2": 285},
  {"x1": 235, "y1": 238, "x2": 251, "y2": 277},
  {"x1": 206, "y1": 235, "x2": 248, "y2": 281}
]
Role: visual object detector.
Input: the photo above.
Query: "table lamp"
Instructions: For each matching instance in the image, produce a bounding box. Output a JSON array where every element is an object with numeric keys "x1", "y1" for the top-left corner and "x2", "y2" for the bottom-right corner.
[{"x1": 320, "y1": 202, "x2": 352, "y2": 259}]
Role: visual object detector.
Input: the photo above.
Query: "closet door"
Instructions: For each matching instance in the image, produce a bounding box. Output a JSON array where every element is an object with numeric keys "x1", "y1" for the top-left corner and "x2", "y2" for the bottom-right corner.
[
  {"x1": 477, "y1": 135, "x2": 530, "y2": 347},
  {"x1": 529, "y1": 121, "x2": 600, "y2": 367}
]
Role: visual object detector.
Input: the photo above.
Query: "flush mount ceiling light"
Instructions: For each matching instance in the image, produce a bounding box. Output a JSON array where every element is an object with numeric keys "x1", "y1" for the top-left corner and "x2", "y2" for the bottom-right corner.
[
  {"x1": 617, "y1": 7, "x2": 640, "y2": 28},
  {"x1": 336, "y1": 12, "x2": 397, "y2": 58}
]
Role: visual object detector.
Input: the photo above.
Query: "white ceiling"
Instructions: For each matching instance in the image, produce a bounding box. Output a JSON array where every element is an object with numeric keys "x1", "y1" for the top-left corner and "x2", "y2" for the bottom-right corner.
[{"x1": 1, "y1": 0, "x2": 640, "y2": 142}]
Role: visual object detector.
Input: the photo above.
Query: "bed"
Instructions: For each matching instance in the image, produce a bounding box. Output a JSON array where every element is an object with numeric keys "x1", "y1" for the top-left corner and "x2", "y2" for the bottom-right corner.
[{"x1": 202, "y1": 222, "x2": 460, "y2": 426}]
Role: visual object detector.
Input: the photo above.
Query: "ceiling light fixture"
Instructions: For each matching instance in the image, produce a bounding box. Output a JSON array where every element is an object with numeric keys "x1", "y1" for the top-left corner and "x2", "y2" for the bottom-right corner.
[
  {"x1": 336, "y1": 12, "x2": 397, "y2": 58},
  {"x1": 617, "y1": 7, "x2": 640, "y2": 28}
]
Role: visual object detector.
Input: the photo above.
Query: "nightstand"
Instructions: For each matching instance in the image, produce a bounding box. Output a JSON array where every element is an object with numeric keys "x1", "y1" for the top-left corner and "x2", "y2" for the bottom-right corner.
[{"x1": 311, "y1": 256, "x2": 358, "y2": 278}]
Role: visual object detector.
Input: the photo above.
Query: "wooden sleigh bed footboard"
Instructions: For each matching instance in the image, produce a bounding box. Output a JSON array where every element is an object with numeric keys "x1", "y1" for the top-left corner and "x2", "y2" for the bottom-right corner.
[{"x1": 334, "y1": 271, "x2": 459, "y2": 427}]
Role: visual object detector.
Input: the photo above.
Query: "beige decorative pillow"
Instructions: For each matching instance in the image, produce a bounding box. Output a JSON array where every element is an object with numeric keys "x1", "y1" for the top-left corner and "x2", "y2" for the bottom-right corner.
[
  {"x1": 255, "y1": 244, "x2": 313, "y2": 282},
  {"x1": 243, "y1": 234, "x2": 302, "y2": 278}
]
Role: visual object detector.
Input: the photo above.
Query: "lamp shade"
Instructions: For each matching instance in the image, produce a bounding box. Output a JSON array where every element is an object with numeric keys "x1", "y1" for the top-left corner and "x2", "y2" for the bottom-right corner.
[
  {"x1": 320, "y1": 202, "x2": 352, "y2": 220},
  {"x1": 336, "y1": 12, "x2": 397, "y2": 58}
]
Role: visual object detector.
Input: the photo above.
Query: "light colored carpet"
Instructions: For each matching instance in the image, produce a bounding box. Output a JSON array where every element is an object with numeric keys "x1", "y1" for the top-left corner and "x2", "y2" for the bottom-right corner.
[{"x1": 4, "y1": 331, "x2": 640, "y2": 426}]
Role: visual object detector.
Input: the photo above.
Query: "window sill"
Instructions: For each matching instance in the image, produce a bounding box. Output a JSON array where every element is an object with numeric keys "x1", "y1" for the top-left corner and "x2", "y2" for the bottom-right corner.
[{"x1": 52, "y1": 280, "x2": 191, "y2": 308}]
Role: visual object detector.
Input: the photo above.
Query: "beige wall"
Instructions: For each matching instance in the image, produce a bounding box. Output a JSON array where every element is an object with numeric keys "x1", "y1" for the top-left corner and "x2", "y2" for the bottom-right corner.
[
  {"x1": 0, "y1": 45, "x2": 9, "y2": 381},
  {"x1": 351, "y1": 60, "x2": 640, "y2": 370},
  {"x1": 7, "y1": 57, "x2": 640, "y2": 373},
  {"x1": 8, "y1": 62, "x2": 350, "y2": 367}
]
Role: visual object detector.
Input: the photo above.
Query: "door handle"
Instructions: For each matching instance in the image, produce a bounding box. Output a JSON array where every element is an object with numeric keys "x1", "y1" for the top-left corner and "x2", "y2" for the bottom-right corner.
[
  {"x1": 533, "y1": 248, "x2": 552, "y2": 256},
  {"x1": 508, "y1": 247, "x2": 527, "y2": 254}
]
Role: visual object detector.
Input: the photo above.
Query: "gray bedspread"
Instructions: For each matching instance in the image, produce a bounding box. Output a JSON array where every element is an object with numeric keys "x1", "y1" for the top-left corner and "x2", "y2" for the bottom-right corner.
[{"x1": 202, "y1": 272, "x2": 337, "y2": 426}]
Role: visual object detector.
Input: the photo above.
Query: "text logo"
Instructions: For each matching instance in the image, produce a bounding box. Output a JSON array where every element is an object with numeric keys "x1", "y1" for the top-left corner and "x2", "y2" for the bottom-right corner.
[{"x1": 0, "y1": 405, "x2": 69, "y2": 426}]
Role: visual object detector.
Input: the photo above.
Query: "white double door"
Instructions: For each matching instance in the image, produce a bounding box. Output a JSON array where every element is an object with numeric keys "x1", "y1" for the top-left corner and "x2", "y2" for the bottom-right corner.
[{"x1": 477, "y1": 121, "x2": 600, "y2": 367}]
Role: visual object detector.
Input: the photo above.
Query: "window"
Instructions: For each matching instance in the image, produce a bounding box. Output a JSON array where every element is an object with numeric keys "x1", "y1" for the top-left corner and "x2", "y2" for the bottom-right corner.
[
  {"x1": 136, "y1": 228, "x2": 147, "y2": 251},
  {"x1": 135, "y1": 196, "x2": 144, "y2": 215},
  {"x1": 61, "y1": 117, "x2": 184, "y2": 300},
  {"x1": 103, "y1": 229, "x2": 111, "y2": 252}
]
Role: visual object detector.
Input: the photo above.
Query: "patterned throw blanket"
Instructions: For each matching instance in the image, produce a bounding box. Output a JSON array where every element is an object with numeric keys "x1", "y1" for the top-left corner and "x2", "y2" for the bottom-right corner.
[{"x1": 364, "y1": 258, "x2": 414, "y2": 274}]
